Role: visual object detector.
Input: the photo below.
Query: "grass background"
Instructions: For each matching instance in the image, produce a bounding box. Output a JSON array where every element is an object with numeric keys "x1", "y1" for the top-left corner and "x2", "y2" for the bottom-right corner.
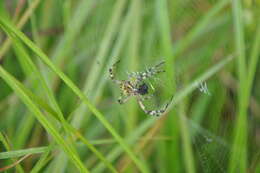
[{"x1": 0, "y1": 0, "x2": 259, "y2": 172}]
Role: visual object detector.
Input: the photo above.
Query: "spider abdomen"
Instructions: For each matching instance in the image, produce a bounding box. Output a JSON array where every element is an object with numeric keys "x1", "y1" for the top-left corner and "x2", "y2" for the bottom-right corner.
[{"x1": 137, "y1": 83, "x2": 148, "y2": 95}]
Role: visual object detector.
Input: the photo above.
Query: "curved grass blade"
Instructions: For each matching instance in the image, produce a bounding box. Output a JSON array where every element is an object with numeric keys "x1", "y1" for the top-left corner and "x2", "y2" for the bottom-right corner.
[
  {"x1": 0, "y1": 132, "x2": 25, "y2": 172},
  {"x1": 0, "y1": 66, "x2": 89, "y2": 173},
  {"x1": 3, "y1": 14, "x2": 119, "y2": 172},
  {"x1": 9, "y1": 40, "x2": 118, "y2": 172},
  {"x1": 0, "y1": 154, "x2": 30, "y2": 172},
  {"x1": 0, "y1": 147, "x2": 50, "y2": 159},
  {"x1": 0, "y1": 0, "x2": 41, "y2": 59},
  {"x1": 0, "y1": 17, "x2": 148, "y2": 173}
]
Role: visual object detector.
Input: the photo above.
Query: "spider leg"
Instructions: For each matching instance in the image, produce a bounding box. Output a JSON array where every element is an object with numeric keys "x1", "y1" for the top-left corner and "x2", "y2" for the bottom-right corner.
[
  {"x1": 109, "y1": 60, "x2": 121, "y2": 84},
  {"x1": 143, "y1": 61, "x2": 166, "y2": 79},
  {"x1": 137, "y1": 95, "x2": 173, "y2": 117},
  {"x1": 129, "y1": 61, "x2": 166, "y2": 82},
  {"x1": 117, "y1": 94, "x2": 130, "y2": 104}
]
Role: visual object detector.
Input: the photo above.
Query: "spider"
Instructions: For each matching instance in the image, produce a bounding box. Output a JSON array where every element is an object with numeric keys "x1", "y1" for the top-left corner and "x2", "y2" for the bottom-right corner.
[{"x1": 109, "y1": 60, "x2": 172, "y2": 116}]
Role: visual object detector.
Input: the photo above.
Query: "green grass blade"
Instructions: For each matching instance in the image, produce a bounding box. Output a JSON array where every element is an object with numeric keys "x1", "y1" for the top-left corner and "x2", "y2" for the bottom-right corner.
[
  {"x1": 0, "y1": 133, "x2": 25, "y2": 173},
  {"x1": 0, "y1": 0, "x2": 41, "y2": 59},
  {"x1": 0, "y1": 66, "x2": 89, "y2": 173},
  {"x1": 12, "y1": 39, "x2": 118, "y2": 172},
  {"x1": 179, "y1": 105, "x2": 196, "y2": 173},
  {"x1": 156, "y1": 0, "x2": 179, "y2": 172},
  {"x1": 2, "y1": 36, "x2": 117, "y2": 170},
  {"x1": 229, "y1": 1, "x2": 248, "y2": 172},
  {"x1": 0, "y1": 17, "x2": 148, "y2": 173},
  {"x1": 247, "y1": 22, "x2": 260, "y2": 93},
  {"x1": 30, "y1": 147, "x2": 53, "y2": 173},
  {"x1": 70, "y1": 127, "x2": 118, "y2": 173},
  {"x1": 0, "y1": 147, "x2": 50, "y2": 159},
  {"x1": 3, "y1": 14, "x2": 119, "y2": 171}
]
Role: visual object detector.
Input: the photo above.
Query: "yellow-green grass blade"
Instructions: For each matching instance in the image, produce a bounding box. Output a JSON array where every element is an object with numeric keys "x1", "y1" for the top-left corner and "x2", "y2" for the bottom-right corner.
[
  {"x1": 0, "y1": 66, "x2": 89, "y2": 173},
  {"x1": 178, "y1": 104, "x2": 196, "y2": 173},
  {"x1": 0, "y1": 38, "x2": 117, "y2": 172},
  {"x1": 1, "y1": 10, "x2": 123, "y2": 171},
  {"x1": 156, "y1": 0, "x2": 178, "y2": 172},
  {"x1": 0, "y1": 132, "x2": 25, "y2": 172},
  {"x1": 7, "y1": 37, "x2": 118, "y2": 171},
  {"x1": 69, "y1": 126, "x2": 118, "y2": 173},
  {"x1": 0, "y1": 146, "x2": 50, "y2": 159},
  {"x1": 0, "y1": 0, "x2": 41, "y2": 59},
  {"x1": 0, "y1": 17, "x2": 148, "y2": 173},
  {"x1": 30, "y1": 147, "x2": 53, "y2": 173},
  {"x1": 247, "y1": 22, "x2": 260, "y2": 96},
  {"x1": 229, "y1": 1, "x2": 248, "y2": 172},
  {"x1": 10, "y1": 31, "x2": 79, "y2": 154}
]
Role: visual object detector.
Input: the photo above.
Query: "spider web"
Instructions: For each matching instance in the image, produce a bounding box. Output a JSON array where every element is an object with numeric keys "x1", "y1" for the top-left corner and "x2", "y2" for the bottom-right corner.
[
  {"x1": 162, "y1": 1, "x2": 239, "y2": 171},
  {"x1": 190, "y1": 119, "x2": 231, "y2": 173}
]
